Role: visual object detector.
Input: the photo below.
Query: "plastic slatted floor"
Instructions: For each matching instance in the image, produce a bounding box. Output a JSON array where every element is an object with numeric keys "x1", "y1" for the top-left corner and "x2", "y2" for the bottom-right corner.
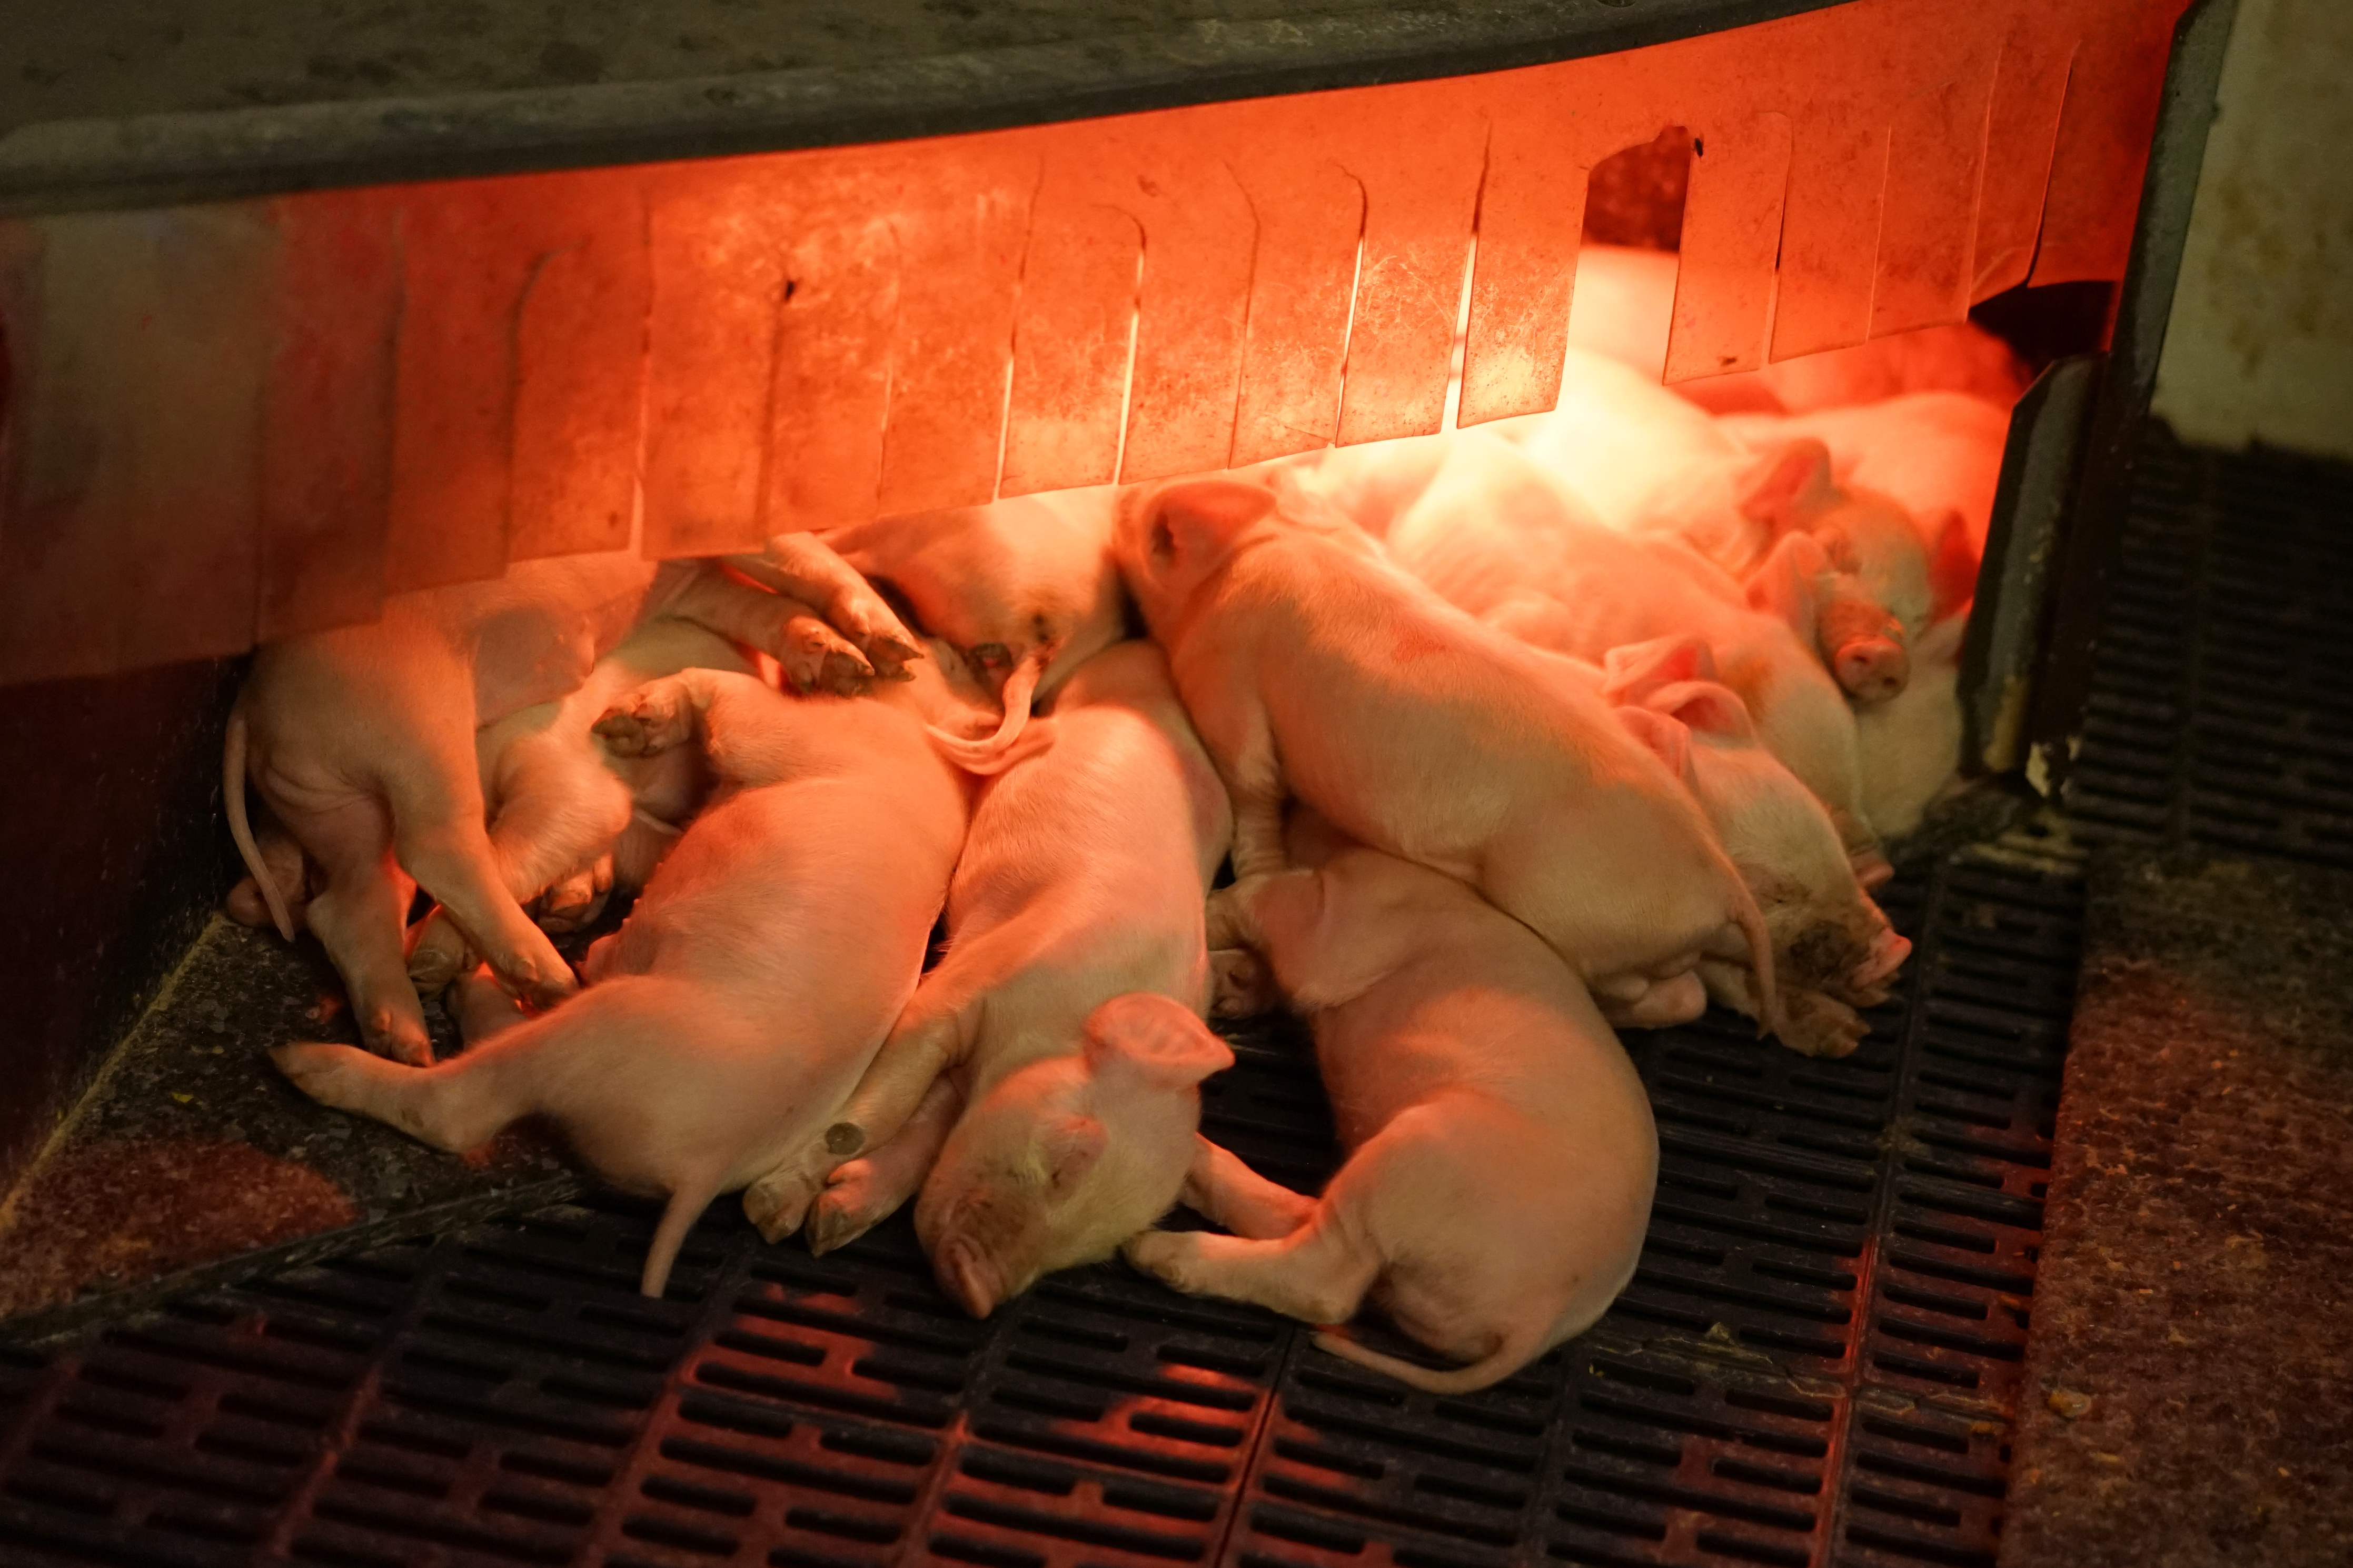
[
  {"x1": 0, "y1": 832, "x2": 2082, "y2": 1568},
  {"x1": 2071, "y1": 428, "x2": 2353, "y2": 860}
]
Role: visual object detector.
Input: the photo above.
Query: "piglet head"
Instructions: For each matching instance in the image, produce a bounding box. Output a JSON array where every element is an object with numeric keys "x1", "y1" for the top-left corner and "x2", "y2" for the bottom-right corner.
[
  {"x1": 1115, "y1": 479, "x2": 1281, "y2": 637},
  {"x1": 1605, "y1": 636, "x2": 1909, "y2": 1015},
  {"x1": 1739, "y1": 443, "x2": 1922, "y2": 705},
  {"x1": 914, "y1": 994, "x2": 1233, "y2": 1317}
]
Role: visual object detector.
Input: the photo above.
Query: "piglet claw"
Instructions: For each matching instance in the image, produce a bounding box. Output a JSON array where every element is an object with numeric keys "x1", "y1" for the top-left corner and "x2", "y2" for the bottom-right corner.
[
  {"x1": 594, "y1": 678, "x2": 694, "y2": 758},
  {"x1": 779, "y1": 614, "x2": 875, "y2": 696},
  {"x1": 741, "y1": 1166, "x2": 815, "y2": 1243},
  {"x1": 804, "y1": 1188, "x2": 867, "y2": 1256},
  {"x1": 823, "y1": 1122, "x2": 865, "y2": 1157}
]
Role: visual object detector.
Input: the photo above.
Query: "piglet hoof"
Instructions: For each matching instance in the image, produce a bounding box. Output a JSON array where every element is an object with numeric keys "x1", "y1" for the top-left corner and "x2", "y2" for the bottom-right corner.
[
  {"x1": 805, "y1": 1182, "x2": 880, "y2": 1256},
  {"x1": 405, "y1": 918, "x2": 471, "y2": 1000},
  {"x1": 1120, "y1": 1230, "x2": 1199, "y2": 1293},
  {"x1": 742, "y1": 1167, "x2": 815, "y2": 1243},
  {"x1": 227, "y1": 875, "x2": 307, "y2": 933},
  {"x1": 1832, "y1": 637, "x2": 1911, "y2": 705},
  {"x1": 1208, "y1": 948, "x2": 1275, "y2": 1018},
  {"x1": 535, "y1": 869, "x2": 608, "y2": 935},
  {"x1": 861, "y1": 625, "x2": 924, "y2": 683},
  {"x1": 356, "y1": 1004, "x2": 435, "y2": 1067},
  {"x1": 272, "y1": 1041, "x2": 373, "y2": 1106},
  {"x1": 780, "y1": 614, "x2": 876, "y2": 696},
  {"x1": 1778, "y1": 993, "x2": 1867, "y2": 1058},
  {"x1": 593, "y1": 679, "x2": 693, "y2": 758}
]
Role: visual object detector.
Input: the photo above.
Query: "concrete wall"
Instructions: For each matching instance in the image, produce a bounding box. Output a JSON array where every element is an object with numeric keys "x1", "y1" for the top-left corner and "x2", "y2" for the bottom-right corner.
[{"x1": 2151, "y1": 0, "x2": 2353, "y2": 460}]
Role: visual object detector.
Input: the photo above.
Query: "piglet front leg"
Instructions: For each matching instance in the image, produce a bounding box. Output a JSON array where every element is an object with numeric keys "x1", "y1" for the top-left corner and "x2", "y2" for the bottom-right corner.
[
  {"x1": 805, "y1": 1075, "x2": 964, "y2": 1255},
  {"x1": 726, "y1": 533, "x2": 925, "y2": 681},
  {"x1": 654, "y1": 563, "x2": 877, "y2": 696}
]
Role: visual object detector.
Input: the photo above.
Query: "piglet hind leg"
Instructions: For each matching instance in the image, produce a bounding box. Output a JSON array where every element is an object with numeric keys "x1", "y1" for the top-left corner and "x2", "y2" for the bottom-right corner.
[
  {"x1": 806, "y1": 1074, "x2": 964, "y2": 1255},
  {"x1": 303, "y1": 845, "x2": 434, "y2": 1067},
  {"x1": 271, "y1": 1038, "x2": 520, "y2": 1155},
  {"x1": 1183, "y1": 1136, "x2": 1316, "y2": 1240},
  {"x1": 1124, "y1": 1207, "x2": 1381, "y2": 1329},
  {"x1": 598, "y1": 668, "x2": 810, "y2": 791}
]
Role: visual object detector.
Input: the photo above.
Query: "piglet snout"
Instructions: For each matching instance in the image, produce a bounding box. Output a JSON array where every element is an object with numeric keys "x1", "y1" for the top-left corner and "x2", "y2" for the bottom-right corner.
[
  {"x1": 936, "y1": 1237, "x2": 1004, "y2": 1320},
  {"x1": 1832, "y1": 636, "x2": 1910, "y2": 705}
]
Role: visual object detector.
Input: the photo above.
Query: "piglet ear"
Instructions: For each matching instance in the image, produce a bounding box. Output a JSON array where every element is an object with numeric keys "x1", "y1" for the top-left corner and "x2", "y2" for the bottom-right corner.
[
  {"x1": 1925, "y1": 507, "x2": 1980, "y2": 622},
  {"x1": 1647, "y1": 679, "x2": 1756, "y2": 744},
  {"x1": 1736, "y1": 438, "x2": 1841, "y2": 532},
  {"x1": 1602, "y1": 635, "x2": 1719, "y2": 706},
  {"x1": 1613, "y1": 704, "x2": 1693, "y2": 785},
  {"x1": 1745, "y1": 531, "x2": 1832, "y2": 642},
  {"x1": 1083, "y1": 993, "x2": 1234, "y2": 1090},
  {"x1": 1133, "y1": 480, "x2": 1278, "y2": 568},
  {"x1": 1040, "y1": 1114, "x2": 1109, "y2": 1196}
]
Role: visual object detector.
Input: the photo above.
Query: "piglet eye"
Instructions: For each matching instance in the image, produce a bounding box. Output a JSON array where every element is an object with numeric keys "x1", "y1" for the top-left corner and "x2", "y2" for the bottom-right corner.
[{"x1": 1150, "y1": 519, "x2": 1176, "y2": 561}]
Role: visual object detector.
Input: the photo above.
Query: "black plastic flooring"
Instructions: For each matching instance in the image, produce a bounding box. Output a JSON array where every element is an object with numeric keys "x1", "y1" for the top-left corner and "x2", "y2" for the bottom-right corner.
[
  {"x1": 2070, "y1": 426, "x2": 2353, "y2": 860},
  {"x1": 0, "y1": 831, "x2": 2082, "y2": 1568}
]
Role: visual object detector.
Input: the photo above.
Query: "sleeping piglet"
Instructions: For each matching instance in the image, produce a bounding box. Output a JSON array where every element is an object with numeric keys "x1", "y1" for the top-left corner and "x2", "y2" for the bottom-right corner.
[
  {"x1": 1126, "y1": 830, "x2": 1657, "y2": 1393},
  {"x1": 1502, "y1": 348, "x2": 1932, "y2": 704},
  {"x1": 272, "y1": 658, "x2": 978, "y2": 1297},
  {"x1": 793, "y1": 640, "x2": 1234, "y2": 1315},
  {"x1": 1115, "y1": 475, "x2": 1776, "y2": 1034},
  {"x1": 227, "y1": 541, "x2": 922, "y2": 1065},
  {"x1": 817, "y1": 486, "x2": 1127, "y2": 724},
  {"x1": 1571, "y1": 638, "x2": 1909, "y2": 1057},
  {"x1": 1380, "y1": 430, "x2": 1886, "y2": 881}
]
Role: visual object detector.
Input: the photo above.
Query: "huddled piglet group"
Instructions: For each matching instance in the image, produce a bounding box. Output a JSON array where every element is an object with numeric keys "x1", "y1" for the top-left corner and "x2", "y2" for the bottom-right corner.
[{"x1": 241, "y1": 294, "x2": 2016, "y2": 1391}]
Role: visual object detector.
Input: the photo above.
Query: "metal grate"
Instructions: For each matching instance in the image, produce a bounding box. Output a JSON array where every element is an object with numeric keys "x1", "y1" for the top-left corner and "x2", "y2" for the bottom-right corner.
[
  {"x1": 2070, "y1": 426, "x2": 2353, "y2": 861},
  {"x1": 0, "y1": 836, "x2": 2082, "y2": 1568}
]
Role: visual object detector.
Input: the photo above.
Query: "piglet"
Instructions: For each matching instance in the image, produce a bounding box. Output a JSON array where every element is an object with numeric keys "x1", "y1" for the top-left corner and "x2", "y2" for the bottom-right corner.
[
  {"x1": 400, "y1": 613, "x2": 767, "y2": 993},
  {"x1": 1126, "y1": 832, "x2": 1657, "y2": 1393},
  {"x1": 787, "y1": 640, "x2": 1234, "y2": 1314},
  {"x1": 1580, "y1": 638, "x2": 1909, "y2": 1057},
  {"x1": 273, "y1": 659, "x2": 974, "y2": 1296},
  {"x1": 817, "y1": 486, "x2": 1127, "y2": 728},
  {"x1": 1504, "y1": 348, "x2": 1927, "y2": 704},
  {"x1": 1381, "y1": 430, "x2": 1885, "y2": 878},
  {"x1": 1717, "y1": 391, "x2": 1999, "y2": 620},
  {"x1": 227, "y1": 544, "x2": 921, "y2": 1064},
  {"x1": 1116, "y1": 475, "x2": 1775, "y2": 1034},
  {"x1": 1855, "y1": 612, "x2": 1968, "y2": 841}
]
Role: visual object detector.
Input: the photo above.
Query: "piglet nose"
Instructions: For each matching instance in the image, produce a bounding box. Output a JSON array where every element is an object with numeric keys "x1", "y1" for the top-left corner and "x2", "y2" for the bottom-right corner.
[{"x1": 1833, "y1": 636, "x2": 1910, "y2": 704}]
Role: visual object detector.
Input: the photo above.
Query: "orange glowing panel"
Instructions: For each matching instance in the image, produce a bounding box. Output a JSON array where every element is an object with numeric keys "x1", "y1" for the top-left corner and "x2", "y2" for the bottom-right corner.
[
  {"x1": 1770, "y1": 116, "x2": 1891, "y2": 365},
  {"x1": 873, "y1": 139, "x2": 1035, "y2": 516},
  {"x1": 385, "y1": 179, "x2": 530, "y2": 593},
  {"x1": 642, "y1": 159, "x2": 791, "y2": 558},
  {"x1": 1117, "y1": 128, "x2": 1258, "y2": 485},
  {"x1": 1227, "y1": 124, "x2": 1363, "y2": 467},
  {"x1": 760, "y1": 157, "x2": 902, "y2": 532},
  {"x1": 1000, "y1": 191, "x2": 1141, "y2": 496},
  {"x1": 1664, "y1": 110, "x2": 1793, "y2": 384},
  {"x1": 1872, "y1": 72, "x2": 1998, "y2": 340},
  {"x1": 1971, "y1": 25, "x2": 2076, "y2": 303},
  {"x1": 2031, "y1": 0, "x2": 2197, "y2": 286},
  {"x1": 509, "y1": 170, "x2": 652, "y2": 560},
  {"x1": 0, "y1": 0, "x2": 2213, "y2": 682},
  {"x1": 1334, "y1": 86, "x2": 1487, "y2": 446},
  {"x1": 258, "y1": 187, "x2": 401, "y2": 641},
  {"x1": 1456, "y1": 92, "x2": 1591, "y2": 428}
]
